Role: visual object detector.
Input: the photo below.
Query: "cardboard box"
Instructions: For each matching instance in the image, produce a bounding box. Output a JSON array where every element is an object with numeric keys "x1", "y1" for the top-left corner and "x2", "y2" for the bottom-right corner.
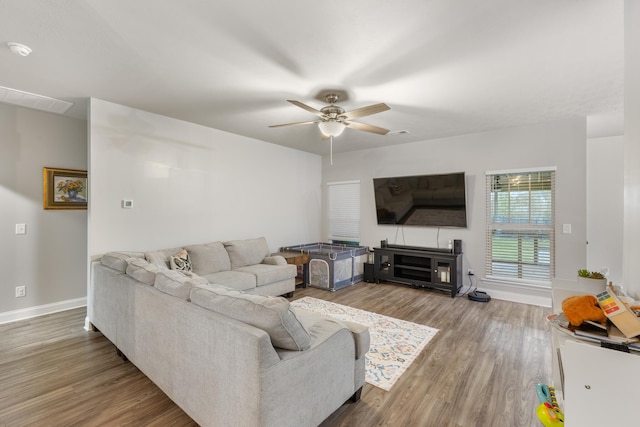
[{"x1": 596, "y1": 284, "x2": 640, "y2": 338}]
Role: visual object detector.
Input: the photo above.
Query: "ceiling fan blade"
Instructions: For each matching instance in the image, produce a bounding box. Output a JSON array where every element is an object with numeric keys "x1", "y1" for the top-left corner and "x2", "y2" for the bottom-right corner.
[
  {"x1": 342, "y1": 103, "x2": 390, "y2": 120},
  {"x1": 269, "y1": 120, "x2": 319, "y2": 128},
  {"x1": 344, "y1": 121, "x2": 390, "y2": 135},
  {"x1": 287, "y1": 100, "x2": 323, "y2": 116}
]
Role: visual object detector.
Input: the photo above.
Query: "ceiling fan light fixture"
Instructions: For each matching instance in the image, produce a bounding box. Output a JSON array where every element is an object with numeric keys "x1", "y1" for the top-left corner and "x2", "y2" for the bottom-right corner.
[{"x1": 318, "y1": 120, "x2": 345, "y2": 137}]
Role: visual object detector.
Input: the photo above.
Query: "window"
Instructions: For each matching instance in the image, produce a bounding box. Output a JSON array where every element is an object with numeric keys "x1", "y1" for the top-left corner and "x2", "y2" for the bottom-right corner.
[
  {"x1": 485, "y1": 168, "x2": 555, "y2": 284},
  {"x1": 327, "y1": 180, "x2": 360, "y2": 244}
]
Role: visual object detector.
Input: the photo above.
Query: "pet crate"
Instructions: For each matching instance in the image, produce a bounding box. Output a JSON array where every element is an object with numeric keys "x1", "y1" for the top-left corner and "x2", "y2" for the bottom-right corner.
[{"x1": 282, "y1": 242, "x2": 368, "y2": 291}]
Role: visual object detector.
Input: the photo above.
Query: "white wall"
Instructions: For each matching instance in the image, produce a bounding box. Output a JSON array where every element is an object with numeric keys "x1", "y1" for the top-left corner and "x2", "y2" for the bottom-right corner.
[
  {"x1": 0, "y1": 104, "x2": 87, "y2": 322},
  {"x1": 624, "y1": 1, "x2": 640, "y2": 299},
  {"x1": 321, "y1": 119, "x2": 587, "y2": 306},
  {"x1": 89, "y1": 98, "x2": 322, "y2": 256},
  {"x1": 587, "y1": 135, "x2": 624, "y2": 285}
]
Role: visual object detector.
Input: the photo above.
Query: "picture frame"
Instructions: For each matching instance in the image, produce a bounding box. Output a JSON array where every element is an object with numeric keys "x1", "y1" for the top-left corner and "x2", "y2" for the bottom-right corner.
[{"x1": 43, "y1": 167, "x2": 88, "y2": 210}]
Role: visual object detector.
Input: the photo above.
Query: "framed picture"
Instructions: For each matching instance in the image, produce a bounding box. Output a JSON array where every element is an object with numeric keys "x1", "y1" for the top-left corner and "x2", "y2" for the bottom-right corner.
[{"x1": 43, "y1": 167, "x2": 88, "y2": 210}]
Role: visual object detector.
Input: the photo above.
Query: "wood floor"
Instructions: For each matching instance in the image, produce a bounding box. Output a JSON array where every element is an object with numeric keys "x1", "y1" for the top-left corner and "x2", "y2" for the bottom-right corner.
[{"x1": 0, "y1": 281, "x2": 552, "y2": 427}]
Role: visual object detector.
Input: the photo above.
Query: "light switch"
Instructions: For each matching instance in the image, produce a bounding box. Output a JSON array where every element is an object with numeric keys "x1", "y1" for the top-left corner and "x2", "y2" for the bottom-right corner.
[
  {"x1": 562, "y1": 224, "x2": 572, "y2": 234},
  {"x1": 15, "y1": 223, "x2": 26, "y2": 235},
  {"x1": 121, "y1": 200, "x2": 133, "y2": 209}
]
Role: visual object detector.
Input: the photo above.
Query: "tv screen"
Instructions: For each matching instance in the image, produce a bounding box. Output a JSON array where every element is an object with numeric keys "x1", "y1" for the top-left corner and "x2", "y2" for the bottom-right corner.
[{"x1": 373, "y1": 172, "x2": 467, "y2": 227}]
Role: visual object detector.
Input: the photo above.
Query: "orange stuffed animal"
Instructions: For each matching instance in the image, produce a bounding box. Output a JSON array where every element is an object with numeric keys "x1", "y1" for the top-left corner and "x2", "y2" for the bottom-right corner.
[{"x1": 562, "y1": 295, "x2": 607, "y2": 327}]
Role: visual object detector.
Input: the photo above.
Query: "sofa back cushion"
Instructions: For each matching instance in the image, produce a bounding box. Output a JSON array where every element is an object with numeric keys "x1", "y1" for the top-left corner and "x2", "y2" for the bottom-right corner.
[
  {"x1": 155, "y1": 270, "x2": 208, "y2": 300},
  {"x1": 101, "y1": 251, "x2": 144, "y2": 273},
  {"x1": 126, "y1": 258, "x2": 162, "y2": 285},
  {"x1": 224, "y1": 237, "x2": 270, "y2": 269},
  {"x1": 190, "y1": 284, "x2": 311, "y2": 351},
  {"x1": 145, "y1": 247, "x2": 185, "y2": 269},
  {"x1": 185, "y1": 242, "x2": 231, "y2": 275}
]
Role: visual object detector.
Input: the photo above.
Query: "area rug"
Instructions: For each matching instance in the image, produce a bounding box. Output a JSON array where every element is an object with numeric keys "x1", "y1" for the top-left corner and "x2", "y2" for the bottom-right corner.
[{"x1": 290, "y1": 297, "x2": 439, "y2": 391}]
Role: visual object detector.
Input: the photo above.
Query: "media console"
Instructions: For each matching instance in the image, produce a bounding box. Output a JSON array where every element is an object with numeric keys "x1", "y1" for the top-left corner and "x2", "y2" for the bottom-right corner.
[{"x1": 373, "y1": 244, "x2": 462, "y2": 297}]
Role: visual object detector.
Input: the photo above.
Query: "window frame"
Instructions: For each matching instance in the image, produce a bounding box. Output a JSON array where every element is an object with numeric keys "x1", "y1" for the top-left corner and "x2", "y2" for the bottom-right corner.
[
  {"x1": 485, "y1": 167, "x2": 556, "y2": 286},
  {"x1": 327, "y1": 180, "x2": 361, "y2": 244}
]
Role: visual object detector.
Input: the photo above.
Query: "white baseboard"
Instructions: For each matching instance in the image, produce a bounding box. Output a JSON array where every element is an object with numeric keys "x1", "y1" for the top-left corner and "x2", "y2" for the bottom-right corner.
[
  {"x1": 0, "y1": 297, "x2": 87, "y2": 325},
  {"x1": 478, "y1": 278, "x2": 552, "y2": 307},
  {"x1": 84, "y1": 316, "x2": 93, "y2": 331}
]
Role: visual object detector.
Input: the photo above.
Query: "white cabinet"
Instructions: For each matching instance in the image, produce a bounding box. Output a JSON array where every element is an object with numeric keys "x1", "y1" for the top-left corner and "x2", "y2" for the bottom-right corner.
[
  {"x1": 562, "y1": 341, "x2": 639, "y2": 426},
  {"x1": 550, "y1": 279, "x2": 590, "y2": 396},
  {"x1": 551, "y1": 280, "x2": 640, "y2": 426}
]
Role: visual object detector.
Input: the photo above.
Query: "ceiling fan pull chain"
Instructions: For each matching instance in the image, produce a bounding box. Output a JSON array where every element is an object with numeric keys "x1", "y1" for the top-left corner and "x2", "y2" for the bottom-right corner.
[{"x1": 330, "y1": 136, "x2": 333, "y2": 165}]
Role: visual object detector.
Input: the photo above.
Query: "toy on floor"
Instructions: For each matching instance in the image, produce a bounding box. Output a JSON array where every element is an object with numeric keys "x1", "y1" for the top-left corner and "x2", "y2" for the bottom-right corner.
[
  {"x1": 535, "y1": 384, "x2": 564, "y2": 426},
  {"x1": 561, "y1": 294, "x2": 607, "y2": 327}
]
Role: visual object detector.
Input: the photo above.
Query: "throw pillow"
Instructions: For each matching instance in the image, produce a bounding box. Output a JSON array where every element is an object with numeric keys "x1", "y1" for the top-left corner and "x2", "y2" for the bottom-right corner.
[{"x1": 170, "y1": 249, "x2": 192, "y2": 272}]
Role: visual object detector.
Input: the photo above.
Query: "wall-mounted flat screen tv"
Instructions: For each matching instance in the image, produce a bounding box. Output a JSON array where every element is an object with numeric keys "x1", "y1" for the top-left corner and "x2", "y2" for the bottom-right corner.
[{"x1": 373, "y1": 172, "x2": 467, "y2": 227}]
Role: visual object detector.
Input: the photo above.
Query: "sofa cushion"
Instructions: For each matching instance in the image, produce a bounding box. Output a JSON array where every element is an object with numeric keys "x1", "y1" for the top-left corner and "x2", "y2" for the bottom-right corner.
[
  {"x1": 185, "y1": 242, "x2": 231, "y2": 275},
  {"x1": 126, "y1": 258, "x2": 162, "y2": 285},
  {"x1": 155, "y1": 269, "x2": 207, "y2": 300},
  {"x1": 235, "y1": 263, "x2": 296, "y2": 287},
  {"x1": 145, "y1": 247, "x2": 184, "y2": 269},
  {"x1": 202, "y1": 270, "x2": 256, "y2": 292},
  {"x1": 170, "y1": 249, "x2": 192, "y2": 272},
  {"x1": 190, "y1": 284, "x2": 311, "y2": 351},
  {"x1": 101, "y1": 251, "x2": 144, "y2": 272},
  {"x1": 224, "y1": 237, "x2": 270, "y2": 269}
]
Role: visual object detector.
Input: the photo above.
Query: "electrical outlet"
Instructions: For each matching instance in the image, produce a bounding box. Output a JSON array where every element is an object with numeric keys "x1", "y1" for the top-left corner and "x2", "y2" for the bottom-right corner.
[
  {"x1": 15, "y1": 286, "x2": 26, "y2": 298},
  {"x1": 468, "y1": 269, "x2": 474, "y2": 276}
]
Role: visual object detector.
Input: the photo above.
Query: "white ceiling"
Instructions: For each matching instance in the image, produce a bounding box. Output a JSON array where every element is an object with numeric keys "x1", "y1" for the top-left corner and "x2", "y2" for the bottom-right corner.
[{"x1": 0, "y1": 0, "x2": 624, "y2": 155}]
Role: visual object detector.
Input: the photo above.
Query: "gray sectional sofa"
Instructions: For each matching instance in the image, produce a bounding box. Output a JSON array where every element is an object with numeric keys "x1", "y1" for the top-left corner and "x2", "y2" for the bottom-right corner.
[
  {"x1": 102, "y1": 237, "x2": 298, "y2": 297},
  {"x1": 89, "y1": 237, "x2": 370, "y2": 427}
]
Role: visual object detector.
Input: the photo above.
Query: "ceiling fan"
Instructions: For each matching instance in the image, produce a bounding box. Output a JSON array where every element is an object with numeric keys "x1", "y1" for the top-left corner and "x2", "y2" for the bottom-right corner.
[{"x1": 269, "y1": 94, "x2": 391, "y2": 138}]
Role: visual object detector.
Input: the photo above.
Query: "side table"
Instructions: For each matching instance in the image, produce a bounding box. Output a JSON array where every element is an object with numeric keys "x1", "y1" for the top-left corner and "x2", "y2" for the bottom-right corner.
[{"x1": 274, "y1": 252, "x2": 310, "y2": 288}]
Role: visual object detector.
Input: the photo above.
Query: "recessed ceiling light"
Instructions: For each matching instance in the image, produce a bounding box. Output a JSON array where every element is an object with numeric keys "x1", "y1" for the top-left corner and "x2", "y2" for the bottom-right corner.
[{"x1": 7, "y1": 42, "x2": 32, "y2": 57}]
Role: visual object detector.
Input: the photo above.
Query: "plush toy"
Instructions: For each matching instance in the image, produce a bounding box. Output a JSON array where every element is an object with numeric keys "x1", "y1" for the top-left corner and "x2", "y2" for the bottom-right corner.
[{"x1": 562, "y1": 295, "x2": 607, "y2": 327}]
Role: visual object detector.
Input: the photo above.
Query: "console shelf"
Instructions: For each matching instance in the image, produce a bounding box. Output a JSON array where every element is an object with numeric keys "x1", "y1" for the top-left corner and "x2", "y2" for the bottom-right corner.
[{"x1": 373, "y1": 244, "x2": 462, "y2": 297}]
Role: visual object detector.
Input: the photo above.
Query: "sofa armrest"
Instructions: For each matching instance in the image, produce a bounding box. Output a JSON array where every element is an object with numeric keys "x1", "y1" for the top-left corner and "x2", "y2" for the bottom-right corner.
[
  {"x1": 293, "y1": 307, "x2": 370, "y2": 360},
  {"x1": 262, "y1": 255, "x2": 287, "y2": 266},
  {"x1": 337, "y1": 320, "x2": 370, "y2": 360}
]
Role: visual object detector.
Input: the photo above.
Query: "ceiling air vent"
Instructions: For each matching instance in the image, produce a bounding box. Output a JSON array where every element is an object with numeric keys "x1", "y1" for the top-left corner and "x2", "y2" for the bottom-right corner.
[{"x1": 0, "y1": 86, "x2": 74, "y2": 114}]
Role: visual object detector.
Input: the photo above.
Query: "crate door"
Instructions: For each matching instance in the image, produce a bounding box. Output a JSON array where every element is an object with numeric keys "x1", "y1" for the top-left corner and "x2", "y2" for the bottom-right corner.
[{"x1": 309, "y1": 259, "x2": 330, "y2": 289}]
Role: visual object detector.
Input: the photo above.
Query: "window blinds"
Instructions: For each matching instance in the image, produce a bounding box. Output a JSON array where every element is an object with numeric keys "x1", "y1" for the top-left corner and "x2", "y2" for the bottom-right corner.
[
  {"x1": 485, "y1": 169, "x2": 555, "y2": 284},
  {"x1": 327, "y1": 180, "x2": 360, "y2": 243}
]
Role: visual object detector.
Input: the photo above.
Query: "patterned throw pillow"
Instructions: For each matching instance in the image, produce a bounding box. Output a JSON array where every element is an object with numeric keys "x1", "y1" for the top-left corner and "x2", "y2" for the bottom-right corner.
[{"x1": 170, "y1": 249, "x2": 192, "y2": 272}]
